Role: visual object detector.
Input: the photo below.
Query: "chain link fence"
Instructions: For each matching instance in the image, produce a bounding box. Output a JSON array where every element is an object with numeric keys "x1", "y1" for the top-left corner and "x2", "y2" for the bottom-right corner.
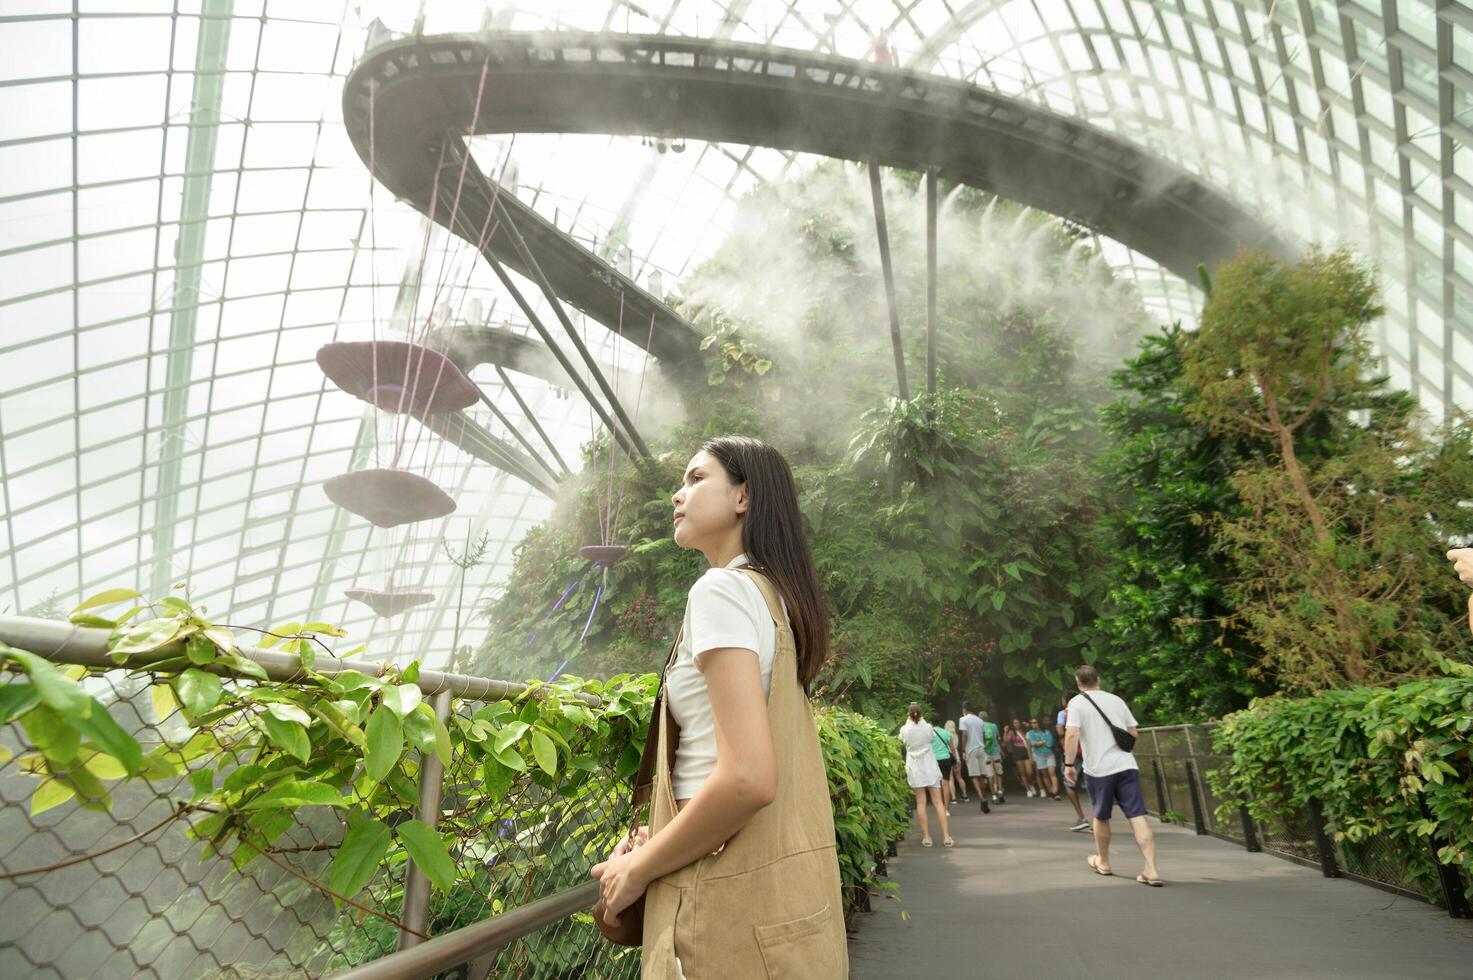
[
  {"x1": 1136, "y1": 724, "x2": 1468, "y2": 914},
  {"x1": 1, "y1": 635, "x2": 640, "y2": 979}
]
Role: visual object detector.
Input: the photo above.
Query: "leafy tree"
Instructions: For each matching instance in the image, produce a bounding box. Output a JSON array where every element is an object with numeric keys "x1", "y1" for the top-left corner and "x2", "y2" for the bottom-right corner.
[
  {"x1": 1089, "y1": 324, "x2": 1266, "y2": 721},
  {"x1": 1182, "y1": 247, "x2": 1473, "y2": 690}
]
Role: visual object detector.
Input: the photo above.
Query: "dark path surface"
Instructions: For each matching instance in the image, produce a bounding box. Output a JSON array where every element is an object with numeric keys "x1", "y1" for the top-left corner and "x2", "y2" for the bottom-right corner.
[{"x1": 847, "y1": 793, "x2": 1472, "y2": 978}]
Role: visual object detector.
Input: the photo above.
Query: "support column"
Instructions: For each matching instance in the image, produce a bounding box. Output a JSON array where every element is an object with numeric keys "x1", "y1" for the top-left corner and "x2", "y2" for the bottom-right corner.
[
  {"x1": 150, "y1": 0, "x2": 233, "y2": 597},
  {"x1": 925, "y1": 169, "x2": 938, "y2": 396},
  {"x1": 867, "y1": 160, "x2": 909, "y2": 402},
  {"x1": 398, "y1": 690, "x2": 453, "y2": 950}
]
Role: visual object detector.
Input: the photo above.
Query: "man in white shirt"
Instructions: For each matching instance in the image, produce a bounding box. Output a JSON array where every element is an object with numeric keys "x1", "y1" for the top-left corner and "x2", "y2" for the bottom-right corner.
[
  {"x1": 1063, "y1": 665, "x2": 1162, "y2": 886},
  {"x1": 956, "y1": 704, "x2": 992, "y2": 813}
]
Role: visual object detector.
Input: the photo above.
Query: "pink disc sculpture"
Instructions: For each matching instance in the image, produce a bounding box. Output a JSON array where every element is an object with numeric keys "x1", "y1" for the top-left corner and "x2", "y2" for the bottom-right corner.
[
  {"x1": 324, "y1": 469, "x2": 456, "y2": 528},
  {"x1": 344, "y1": 588, "x2": 436, "y2": 618},
  {"x1": 317, "y1": 341, "x2": 479, "y2": 416},
  {"x1": 579, "y1": 544, "x2": 629, "y2": 567}
]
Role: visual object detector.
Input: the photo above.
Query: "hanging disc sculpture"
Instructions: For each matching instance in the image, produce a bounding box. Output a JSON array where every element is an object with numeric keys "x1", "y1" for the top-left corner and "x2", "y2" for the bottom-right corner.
[
  {"x1": 318, "y1": 323, "x2": 482, "y2": 616},
  {"x1": 538, "y1": 293, "x2": 658, "y2": 681}
]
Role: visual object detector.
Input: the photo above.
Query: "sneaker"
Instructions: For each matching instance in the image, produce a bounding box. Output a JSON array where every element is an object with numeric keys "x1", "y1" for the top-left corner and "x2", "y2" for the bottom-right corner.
[
  {"x1": 1027, "y1": 787, "x2": 1036, "y2": 798},
  {"x1": 1070, "y1": 819, "x2": 1090, "y2": 832},
  {"x1": 981, "y1": 798, "x2": 991, "y2": 814},
  {"x1": 995, "y1": 794, "x2": 1005, "y2": 804}
]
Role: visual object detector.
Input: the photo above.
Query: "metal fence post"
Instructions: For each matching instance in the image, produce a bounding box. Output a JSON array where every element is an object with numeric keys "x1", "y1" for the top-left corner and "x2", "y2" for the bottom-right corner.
[
  {"x1": 1151, "y1": 757, "x2": 1170, "y2": 817},
  {"x1": 1306, "y1": 798, "x2": 1341, "y2": 878},
  {"x1": 397, "y1": 690, "x2": 453, "y2": 950},
  {"x1": 1431, "y1": 836, "x2": 1473, "y2": 918},
  {"x1": 1239, "y1": 806, "x2": 1262, "y2": 852},
  {"x1": 1184, "y1": 759, "x2": 1207, "y2": 835}
]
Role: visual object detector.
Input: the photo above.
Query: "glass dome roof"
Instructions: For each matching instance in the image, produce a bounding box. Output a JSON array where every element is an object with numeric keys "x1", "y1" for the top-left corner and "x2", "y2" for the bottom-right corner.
[{"x1": 2, "y1": 0, "x2": 1470, "y2": 666}]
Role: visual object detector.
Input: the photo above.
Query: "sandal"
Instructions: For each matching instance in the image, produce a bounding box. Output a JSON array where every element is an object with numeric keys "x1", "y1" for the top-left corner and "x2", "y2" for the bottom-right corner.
[
  {"x1": 943, "y1": 837, "x2": 955, "y2": 847},
  {"x1": 922, "y1": 838, "x2": 934, "y2": 847},
  {"x1": 1086, "y1": 855, "x2": 1112, "y2": 876},
  {"x1": 1136, "y1": 874, "x2": 1164, "y2": 887}
]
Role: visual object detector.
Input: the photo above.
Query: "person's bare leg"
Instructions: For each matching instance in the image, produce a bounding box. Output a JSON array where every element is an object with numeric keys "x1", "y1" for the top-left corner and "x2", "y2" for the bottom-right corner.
[
  {"x1": 1065, "y1": 784, "x2": 1085, "y2": 819},
  {"x1": 931, "y1": 787, "x2": 952, "y2": 843},
  {"x1": 1092, "y1": 817, "x2": 1112, "y2": 872},
  {"x1": 1128, "y1": 814, "x2": 1160, "y2": 880},
  {"x1": 915, "y1": 789, "x2": 930, "y2": 843},
  {"x1": 971, "y1": 776, "x2": 988, "y2": 800},
  {"x1": 1044, "y1": 767, "x2": 1059, "y2": 796}
]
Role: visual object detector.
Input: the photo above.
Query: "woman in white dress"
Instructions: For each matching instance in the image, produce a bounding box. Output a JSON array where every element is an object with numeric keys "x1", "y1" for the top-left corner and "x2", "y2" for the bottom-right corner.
[{"x1": 898, "y1": 703, "x2": 952, "y2": 847}]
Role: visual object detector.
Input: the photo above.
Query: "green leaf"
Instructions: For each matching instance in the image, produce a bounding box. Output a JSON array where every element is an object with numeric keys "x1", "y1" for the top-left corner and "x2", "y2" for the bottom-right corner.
[
  {"x1": 494, "y1": 745, "x2": 527, "y2": 772},
  {"x1": 400, "y1": 661, "x2": 421, "y2": 685},
  {"x1": 67, "y1": 613, "x2": 117, "y2": 628},
  {"x1": 259, "y1": 622, "x2": 301, "y2": 650},
  {"x1": 330, "y1": 670, "x2": 382, "y2": 693},
  {"x1": 223, "y1": 653, "x2": 269, "y2": 682},
  {"x1": 1, "y1": 645, "x2": 92, "y2": 717},
  {"x1": 73, "y1": 588, "x2": 142, "y2": 613},
  {"x1": 531, "y1": 730, "x2": 558, "y2": 777},
  {"x1": 203, "y1": 626, "x2": 236, "y2": 654},
  {"x1": 396, "y1": 819, "x2": 457, "y2": 892},
  {"x1": 381, "y1": 684, "x2": 422, "y2": 718},
  {"x1": 175, "y1": 668, "x2": 223, "y2": 715},
  {"x1": 330, "y1": 817, "x2": 392, "y2": 902},
  {"x1": 265, "y1": 701, "x2": 312, "y2": 726},
  {"x1": 0, "y1": 682, "x2": 40, "y2": 723},
  {"x1": 111, "y1": 617, "x2": 184, "y2": 656},
  {"x1": 185, "y1": 635, "x2": 216, "y2": 666},
  {"x1": 242, "y1": 780, "x2": 346, "y2": 810},
  {"x1": 71, "y1": 699, "x2": 142, "y2": 775},
  {"x1": 364, "y1": 707, "x2": 403, "y2": 782},
  {"x1": 482, "y1": 756, "x2": 515, "y2": 802},
  {"x1": 432, "y1": 714, "x2": 452, "y2": 767},
  {"x1": 20, "y1": 705, "x2": 80, "y2": 764},
  {"x1": 188, "y1": 767, "x2": 214, "y2": 800},
  {"x1": 258, "y1": 712, "x2": 311, "y2": 764},
  {"x1": 402, "y1": 703, "x2": 437, "y2": 754},
  {"x1": 150, "y1": 683, "x2": 180, "y2": 723},
  {"x1": 30, "y1": 777, "x2": 75, "y2": 815}
]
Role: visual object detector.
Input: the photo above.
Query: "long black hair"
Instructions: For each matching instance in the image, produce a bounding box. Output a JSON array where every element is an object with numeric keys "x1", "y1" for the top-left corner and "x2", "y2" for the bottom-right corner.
[{"x1": 701, "y1": 435, "x2": 830, "y2": 691}]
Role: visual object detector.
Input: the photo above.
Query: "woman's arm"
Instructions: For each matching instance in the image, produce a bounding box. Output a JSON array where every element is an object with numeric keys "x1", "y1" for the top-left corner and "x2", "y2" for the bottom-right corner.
[{"x1": 591, "y1": 647, "x2": 775, "y2": 923}]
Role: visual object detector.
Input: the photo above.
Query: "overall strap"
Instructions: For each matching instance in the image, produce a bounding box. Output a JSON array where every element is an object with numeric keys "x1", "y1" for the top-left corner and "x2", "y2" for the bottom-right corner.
[
  {"x1": 733, "y1": 567, "x2": 788, "y2": 630},
  {"x1": 631, "y1": 631, "x2": 683, "y2": 810}
]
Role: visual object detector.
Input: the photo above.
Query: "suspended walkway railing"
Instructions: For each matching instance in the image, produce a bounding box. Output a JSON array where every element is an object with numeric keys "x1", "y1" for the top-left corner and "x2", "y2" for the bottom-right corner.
[
  {"x1": 1135, "y1": 723, "x2": 1472, "y2": 918},
  {"x1": 0, "y1": 614, "x2": 636, "y2": 979}
]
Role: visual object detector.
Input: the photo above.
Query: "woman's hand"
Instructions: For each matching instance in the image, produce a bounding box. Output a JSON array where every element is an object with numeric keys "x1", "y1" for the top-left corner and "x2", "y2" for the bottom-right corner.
[
  {"x1": 610, "y1": 825, "x2": 650, "y2": 859},
  {"x1": 590, "y1": 850, "x2": 649, "y2": 926}
]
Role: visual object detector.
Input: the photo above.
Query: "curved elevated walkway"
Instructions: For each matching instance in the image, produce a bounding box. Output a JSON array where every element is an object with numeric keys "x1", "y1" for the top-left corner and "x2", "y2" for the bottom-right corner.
[
  {"x1": 849, "y1": 798, "x2": 1471, "y2": 978},
  {"x1": 343, "y1": 30, "x2": 1292, "y2": 299}
]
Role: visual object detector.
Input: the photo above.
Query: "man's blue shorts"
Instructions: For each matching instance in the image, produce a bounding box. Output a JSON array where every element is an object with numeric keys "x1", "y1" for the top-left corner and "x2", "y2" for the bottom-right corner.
[{"x1": 1084, "y1": 768, "x2": 1146, "y2": 820}]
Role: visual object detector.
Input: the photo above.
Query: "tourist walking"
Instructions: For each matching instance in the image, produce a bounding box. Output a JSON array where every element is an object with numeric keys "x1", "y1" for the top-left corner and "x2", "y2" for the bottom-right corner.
[
  {"x1": 590, "y1": 436, "x2": 847, "y2": 977},
  {"x1": 956, "y1": 704, "x2": 991, "y2": 812},
  {"x1": 899, "y1": 704, "x2": 953, "y2": 847},
  {"x1": 1057, "y1": 693, "x2": 1089, "y2": 831},
  {"x1": 1026, "y1": 717, "x2": 1061, "y2": 799},
  {"x1": 1007, "y1": 719, "x2": 1040, "y2": 797},
  {"x1": 1063, "y1": 665, "x2": 1163, "y2": 887},
  {"x1": 932, "y1": 718, "x2": 957, "y2": 812},
  {"x1": 944, "y1": 719, "x2": 969, "y2": 803},
  {"x1": 980, "y1": 711, "x2": 1005, "y2": 803}
]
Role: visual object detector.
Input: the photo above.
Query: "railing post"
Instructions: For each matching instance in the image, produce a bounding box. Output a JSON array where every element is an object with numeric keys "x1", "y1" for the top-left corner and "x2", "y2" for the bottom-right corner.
[
  {"x1": 1432, "y1": 836, "x2": 1473, "y2": 918},
  {"x1": 398, "y1": 690, "x2": 453, "y2": 950},
  {"x1": 1184, "y1": 759, "x2": 1207, "y2": 835},
  {"x1": 1151, "y1": 757, "x2": 1170, "y2": 817},
  {"x1": 1239, "y1": 806, "x2": 1262, "y2": 852},
  {"x1": 1306, "y1": 798, "x2": 1341, "y2": 878}
]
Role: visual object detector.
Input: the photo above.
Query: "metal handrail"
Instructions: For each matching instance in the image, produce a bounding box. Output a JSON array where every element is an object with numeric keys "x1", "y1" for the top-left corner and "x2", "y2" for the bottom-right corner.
[
  {"x1": 331, "y1": 881, "x2": 600, "y2": 980},
  {"x1": 0, "y1": 614, "x2": 601, "y2": 707}
]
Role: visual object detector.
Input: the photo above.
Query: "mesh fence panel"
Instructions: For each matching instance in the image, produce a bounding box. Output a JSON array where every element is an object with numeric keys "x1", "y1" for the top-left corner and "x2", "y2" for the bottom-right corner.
[{"x1": 1, "y1": 663, "x2": 634, "y2": 979}]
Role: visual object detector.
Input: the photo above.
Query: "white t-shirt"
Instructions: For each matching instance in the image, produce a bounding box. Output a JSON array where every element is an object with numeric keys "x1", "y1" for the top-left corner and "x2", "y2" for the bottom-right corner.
[
  {"x1": 1065, "y1": 690, "x2": 1139, "y2": 777},
  {"x1": 957, "y1": 712, "x2": 986, "y2": 758},
  {"x1": 665, "y1": 554, "x2": 784, "y2": 800}
]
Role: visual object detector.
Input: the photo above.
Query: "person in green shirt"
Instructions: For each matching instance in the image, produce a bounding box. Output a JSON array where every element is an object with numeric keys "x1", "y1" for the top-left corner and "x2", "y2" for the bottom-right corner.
[{"x1": 979, "y1": 711, "x2": 1004, "y2": 803}]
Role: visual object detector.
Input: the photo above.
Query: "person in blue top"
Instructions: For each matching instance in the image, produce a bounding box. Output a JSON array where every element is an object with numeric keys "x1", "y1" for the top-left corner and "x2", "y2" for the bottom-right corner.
[{"x1": 1026, "y1": 717, "x2": 1062, "y2": 799}]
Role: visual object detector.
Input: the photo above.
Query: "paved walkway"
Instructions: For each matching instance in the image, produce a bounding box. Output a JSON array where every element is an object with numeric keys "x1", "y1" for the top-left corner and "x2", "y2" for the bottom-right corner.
[{"x1": 848, "y1": 793, "x2": 1472, "y2": 978}]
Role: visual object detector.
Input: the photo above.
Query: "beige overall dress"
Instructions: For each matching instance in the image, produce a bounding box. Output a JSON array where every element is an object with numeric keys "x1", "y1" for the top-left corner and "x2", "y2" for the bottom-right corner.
[{"x1": 639, "y1": 568, "x2": 848, "y2": 979}]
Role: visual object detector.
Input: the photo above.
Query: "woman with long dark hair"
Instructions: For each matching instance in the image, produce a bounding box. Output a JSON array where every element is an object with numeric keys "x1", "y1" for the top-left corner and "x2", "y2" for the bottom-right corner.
[{"x1": 591, "y1": 436, "x2": 847, "y2": 978}]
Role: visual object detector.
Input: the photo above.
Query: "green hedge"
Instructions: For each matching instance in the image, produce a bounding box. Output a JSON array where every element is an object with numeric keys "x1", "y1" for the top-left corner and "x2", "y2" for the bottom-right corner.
[
  {"x1": 816, "y1": 705, "x2": 911, "y2": 916},
  {"x1": 1210, "y1": 677, "x2": 1473, "y2": 902}
]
